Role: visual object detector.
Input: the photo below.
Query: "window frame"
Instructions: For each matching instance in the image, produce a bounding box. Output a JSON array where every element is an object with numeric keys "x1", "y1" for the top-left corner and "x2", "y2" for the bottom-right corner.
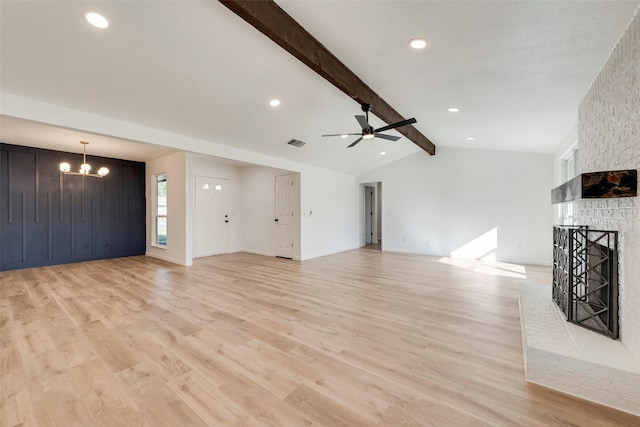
[
  {"x1": 560, "y1": 147, "x2": 578, "y2": 225},
  {"x1": 153, "y1": 173, "x2": 167, "y2": 248}
]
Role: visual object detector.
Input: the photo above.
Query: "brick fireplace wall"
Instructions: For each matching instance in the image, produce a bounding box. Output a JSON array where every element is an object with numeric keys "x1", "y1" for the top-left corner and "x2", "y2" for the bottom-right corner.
[{"x1": 576, "y1": 9, "x2": 640, "y2": 359}]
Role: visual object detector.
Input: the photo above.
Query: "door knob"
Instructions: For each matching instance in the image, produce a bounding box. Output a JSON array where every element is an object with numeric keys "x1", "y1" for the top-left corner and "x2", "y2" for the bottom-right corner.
[{"x1": 275, "y1": 219, "x2": 279, "y2": 222}]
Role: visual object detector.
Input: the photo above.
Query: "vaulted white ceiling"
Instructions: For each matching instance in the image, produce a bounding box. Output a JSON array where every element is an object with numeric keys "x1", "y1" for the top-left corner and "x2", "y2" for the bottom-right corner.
[{"x1": 1, "y1": 1, "x2": 638, "y2": 175}]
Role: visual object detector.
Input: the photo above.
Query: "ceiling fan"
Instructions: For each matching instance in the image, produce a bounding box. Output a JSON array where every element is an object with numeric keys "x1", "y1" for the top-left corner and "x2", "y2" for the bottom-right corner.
[{"x1": 322, "y1": 103, "x2": 417, "y2": 148}]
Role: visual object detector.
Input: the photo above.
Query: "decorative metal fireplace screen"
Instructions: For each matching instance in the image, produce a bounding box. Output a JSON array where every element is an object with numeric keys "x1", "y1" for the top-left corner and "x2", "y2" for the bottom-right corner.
[{"x1": 552, "y1": 226, "x2": 619, "y2": 339}]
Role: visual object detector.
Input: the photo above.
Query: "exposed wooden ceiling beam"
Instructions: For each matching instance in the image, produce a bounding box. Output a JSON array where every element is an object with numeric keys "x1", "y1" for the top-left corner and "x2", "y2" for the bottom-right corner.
[{"x1": 219, "y1": 0, "x2": 436, "y2": 155}]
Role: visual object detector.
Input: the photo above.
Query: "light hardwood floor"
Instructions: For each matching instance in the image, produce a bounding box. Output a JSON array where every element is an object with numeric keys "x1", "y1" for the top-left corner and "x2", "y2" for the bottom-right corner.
[{"x1": 1, "y1": 250, "x2": 639, "y2": 426}]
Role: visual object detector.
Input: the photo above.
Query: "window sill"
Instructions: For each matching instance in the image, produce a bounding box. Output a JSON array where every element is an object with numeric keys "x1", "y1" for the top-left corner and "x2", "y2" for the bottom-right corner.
[{"x1": 150, "y1": 244, "x2": 168, "y2": 250}]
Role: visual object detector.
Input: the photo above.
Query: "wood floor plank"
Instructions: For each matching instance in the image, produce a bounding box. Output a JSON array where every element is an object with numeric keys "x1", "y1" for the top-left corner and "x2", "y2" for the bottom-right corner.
[
  {"x1": 183, "y1": 330, "x2": 298, "y2": 399},
  {"x1": 218, "y1": 374, "x2": 313, "y2": 426},
  {"x1": 29, "y1": 371, "x2": 94, "y2": 427},
  {"x1": 115, "y1": 323, "x2": 192, "y2": 380},
  {"x1": 284, "y1": 383, "x2": 377, "y2": 426},
  {"x1": 1, "y1": 250, "x2": 639, "y2": 426},
  {"x1": 115, "y1": 362, "x2": 207, "y2": 427},
  {"x1": 166, "y1": 371, "x2": 261, "y2": 426},
  {"x1": 66, "y1": 358, "x2": 144, "y2": 427},
  {"x1": 81, "y1": 321, "x2": 138, "y2": 374}
]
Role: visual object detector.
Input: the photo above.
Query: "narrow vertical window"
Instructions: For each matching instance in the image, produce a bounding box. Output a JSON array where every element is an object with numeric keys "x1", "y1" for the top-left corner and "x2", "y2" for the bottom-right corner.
[
  {"x1": 561, "y1": 148, "x2": 578, "y2": 225},
  {"x1": 156, "y1": 174, "x2": 167, "y2": 246}
]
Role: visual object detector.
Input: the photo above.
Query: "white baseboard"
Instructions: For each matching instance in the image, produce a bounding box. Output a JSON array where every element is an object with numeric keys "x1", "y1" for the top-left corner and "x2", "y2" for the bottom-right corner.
[
  {"x1": 239, "y1": 249, "x2": 275, "y2": 257},
  {"x1": 300, "y1": 245, "x2": 359, "y2": 261},
  {"x1": 382, "y1": 247, "x2": 551, "y2": 267},
  {"x1": 145, "y1": 251, "x2": 192, "y2": 266}
]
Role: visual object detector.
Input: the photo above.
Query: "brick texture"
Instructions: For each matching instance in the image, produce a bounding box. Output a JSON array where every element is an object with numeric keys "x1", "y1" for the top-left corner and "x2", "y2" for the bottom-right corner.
[
  {"x1": 520, "y1": 283, "x2": 640, "y2": 416},
  {"x1": 576, "y1": 10, "x2": 640, "y2": 360}
]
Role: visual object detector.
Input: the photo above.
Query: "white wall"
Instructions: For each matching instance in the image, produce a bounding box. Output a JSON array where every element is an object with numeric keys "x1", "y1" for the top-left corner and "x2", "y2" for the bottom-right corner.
[
  {"x1": 300, "y1": 166, "x2": 359, "y2": 260},
  {"x1": 1, "y1": 95, "x2": 365, "y2": 264},
  {"x1": 161, "y1": 153, "x2": 356, "y2": 264},
  {"x1": 574, "y1": 10, "x2": 640, "y2": 359},
  {"x1": 358, "y1": 147, "x2": 554, "y2": 265},
  {"x1": 146, "y1": 151, "x2": 191, "y2": 266},
  {"x1": 158, "y1": 152, "x2": 357, "y2": 263},
  {"x1": 377, "y1": 182, "x2": 382, "y2": 241},
  {"x1": 240, "y1": 166, "x2": 299, "y2": 258},
  {"x1": 190, "y1": 156, "x2": 304, "y2": 259}
]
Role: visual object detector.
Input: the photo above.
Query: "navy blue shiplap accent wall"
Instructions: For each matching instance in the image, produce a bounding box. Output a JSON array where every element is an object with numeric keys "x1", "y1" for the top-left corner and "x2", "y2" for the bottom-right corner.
[{"x1": 1, "y1": 143, "x2": 146, "y2": 271}]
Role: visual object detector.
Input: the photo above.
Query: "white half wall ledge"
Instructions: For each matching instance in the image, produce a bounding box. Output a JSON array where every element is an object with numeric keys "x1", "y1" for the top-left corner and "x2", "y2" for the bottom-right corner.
[{"x1": 519, "y1": 283, "x2": 640, "y2": 417}]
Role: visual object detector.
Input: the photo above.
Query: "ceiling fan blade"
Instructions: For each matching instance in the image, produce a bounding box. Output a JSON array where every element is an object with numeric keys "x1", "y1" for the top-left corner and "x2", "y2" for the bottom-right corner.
[
  {"x1": 374, "y1": 133, "x2": 401, "y2": 141},
  {"x1": 321, "y1": 133, "x2": 361, "y2": 137},
  {"x1": 347, "y1": 137, "x2": 363, "y2": 148},
  {"x1": 375, "y1": 117, "x2": 417, "y2": 133},
  {"x1": 355, "y1": 115, "x2": 369, "y2": 131}
]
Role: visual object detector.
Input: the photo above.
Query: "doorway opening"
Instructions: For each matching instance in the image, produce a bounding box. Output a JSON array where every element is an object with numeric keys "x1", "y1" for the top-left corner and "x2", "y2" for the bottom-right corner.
[{"x1": 362, "y1": 182, "x2": 382, "y2": 250}]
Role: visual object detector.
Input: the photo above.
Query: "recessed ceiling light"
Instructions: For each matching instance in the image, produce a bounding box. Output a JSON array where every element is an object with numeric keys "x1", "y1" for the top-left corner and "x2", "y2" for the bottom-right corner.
[
  {"x1": 85, "y1": 12, "x2": 109, "y2": 29},
  {"x1": 269, "y1": 99, "x2": 280, "y2": 107},
  {"x1": 408, "y1": 38, "x2": 427, "y2": 49},
  {"x1": 380, "y1": 151, "x2": 387, "y2": 156},
  {"x1": 448, "y1": 107, "x2": 459, "y2": 113},
  {"x1": 466, "y1": 137, "x2": 475, "y2": 141},
  {"x1": 341, "y1": 134, "x2": 349, "y2": 139}
]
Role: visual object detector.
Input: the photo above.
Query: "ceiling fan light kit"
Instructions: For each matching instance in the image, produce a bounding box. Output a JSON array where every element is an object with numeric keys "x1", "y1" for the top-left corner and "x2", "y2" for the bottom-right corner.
[{"x1": 322, "y1": 103, "x2": 417, "y2": 148}]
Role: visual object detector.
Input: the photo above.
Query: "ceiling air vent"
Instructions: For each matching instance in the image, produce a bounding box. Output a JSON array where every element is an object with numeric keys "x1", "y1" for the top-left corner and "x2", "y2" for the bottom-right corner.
[{"x1": 287, "y1": 139, "x2": 306, "y2": 148}]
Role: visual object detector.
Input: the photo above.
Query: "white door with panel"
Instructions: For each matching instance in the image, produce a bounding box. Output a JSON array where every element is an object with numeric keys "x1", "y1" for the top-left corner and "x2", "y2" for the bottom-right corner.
[
  {"x1": 195, "y1": 176, "x2": 229, "y2": 257},
  {"x1": 275, "y1": 174, "x2": 294, "y2": 259}
]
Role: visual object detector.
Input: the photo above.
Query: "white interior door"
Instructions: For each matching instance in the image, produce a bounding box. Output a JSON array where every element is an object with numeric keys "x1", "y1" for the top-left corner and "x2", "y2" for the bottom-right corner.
[
  {"x1": 195, "y1": 176, "x2": 229, "y2": 257},
  {"x1": 275, "y1": 174, "x2": 294, "y2": 259}
]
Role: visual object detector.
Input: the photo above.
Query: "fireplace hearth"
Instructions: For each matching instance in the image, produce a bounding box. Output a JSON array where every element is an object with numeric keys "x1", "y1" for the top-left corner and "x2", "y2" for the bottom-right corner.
[{"x1": 552, "y1": 226, "x2": 619, "y2": 339}]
